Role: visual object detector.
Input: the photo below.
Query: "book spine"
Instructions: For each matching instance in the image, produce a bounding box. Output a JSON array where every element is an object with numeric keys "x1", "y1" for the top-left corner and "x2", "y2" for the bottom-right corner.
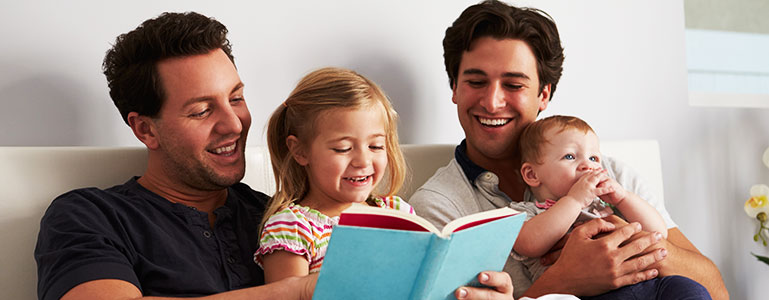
[{"x1": 408, "y1": 236, "x2": 450, "y2": 300}]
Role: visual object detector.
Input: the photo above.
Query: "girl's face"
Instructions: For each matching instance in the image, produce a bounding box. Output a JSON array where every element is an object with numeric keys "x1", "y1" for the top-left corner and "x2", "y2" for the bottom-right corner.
[{"x1": 295, "y1": 104, "x2": 388, "y2": 216}]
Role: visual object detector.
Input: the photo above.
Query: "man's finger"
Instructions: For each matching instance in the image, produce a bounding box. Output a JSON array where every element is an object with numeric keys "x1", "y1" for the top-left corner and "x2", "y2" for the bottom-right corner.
[
  {"x1": 455, "y1": 271, "x2": 513, "y2": 299},
  {"x1": 572, "y1": 218, "x2": 616, "y2": 239},
  {"x1": 613, "y1": 267, "x2": 660, "y2": 289},
  {"x1": 600, "y1": 222, "x2": 642, "y2": 249},
  {"x1": 617, "y1": 232, "x2": 662, "y2": 260}
]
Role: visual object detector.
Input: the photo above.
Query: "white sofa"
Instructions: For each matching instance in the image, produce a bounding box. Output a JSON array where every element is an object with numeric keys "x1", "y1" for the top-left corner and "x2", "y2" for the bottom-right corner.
[{"x1": 0, "y1": 141, "x2": 664, "y2": 298}]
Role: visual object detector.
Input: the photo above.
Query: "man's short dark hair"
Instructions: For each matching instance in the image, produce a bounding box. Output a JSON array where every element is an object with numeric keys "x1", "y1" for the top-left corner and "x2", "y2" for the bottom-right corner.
[
  {"x1": 103, "y1": 12, "x2": 235, "y2": 124},
  {"x1": 443, "y1": 0, "x2": 564, "y2": 101}
]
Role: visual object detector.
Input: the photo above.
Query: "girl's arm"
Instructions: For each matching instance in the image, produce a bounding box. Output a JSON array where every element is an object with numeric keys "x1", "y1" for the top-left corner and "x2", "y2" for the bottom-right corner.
[
  {"x1": 261, "y1": 251, "x2": 310, "y2": 283},
  {"x1": 600, "y1": 178, "x2": 667, "y2": 238}
]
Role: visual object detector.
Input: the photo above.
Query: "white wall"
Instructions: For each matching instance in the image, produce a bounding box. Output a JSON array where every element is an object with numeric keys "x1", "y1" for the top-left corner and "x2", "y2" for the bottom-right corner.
[{"x1": 2, "y1": 0, "x2": 766, "y2": 298}]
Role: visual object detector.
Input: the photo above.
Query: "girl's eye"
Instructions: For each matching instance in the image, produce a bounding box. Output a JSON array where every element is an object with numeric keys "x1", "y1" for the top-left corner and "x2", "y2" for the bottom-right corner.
[
  {"x1": 369, "y1": 145, "x2": 385, "y2": 151},
  {"x1": 332, "y1": 148, "x2": 351, "y2": 153},
  {"x1": 563, "y1": 154, "x2": 575, "y2": 160}
]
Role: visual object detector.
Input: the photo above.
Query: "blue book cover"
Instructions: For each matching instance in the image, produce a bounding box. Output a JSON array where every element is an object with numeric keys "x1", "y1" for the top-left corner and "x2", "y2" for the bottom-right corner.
[{"x1": 312, "y1": 206, "x2": 524, "y2": 300}]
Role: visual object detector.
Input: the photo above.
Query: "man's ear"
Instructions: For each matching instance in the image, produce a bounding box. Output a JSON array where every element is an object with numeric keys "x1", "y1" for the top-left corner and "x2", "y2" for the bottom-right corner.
[
  {"x1": 521, "y1": 162, "x2": 541, "y2": 187},
  {"x1": 286, "y1": 135, "x2": 308, "y2": 166},
  {"x1": 127, "y1": 112, "x2": 159, "y2": 150},
  {"x1": 538, "y1": 84, "x2": 551, "y2": 112},
  {"x1": 451, "y1": 81, "x2": 459, "y2": 104}
]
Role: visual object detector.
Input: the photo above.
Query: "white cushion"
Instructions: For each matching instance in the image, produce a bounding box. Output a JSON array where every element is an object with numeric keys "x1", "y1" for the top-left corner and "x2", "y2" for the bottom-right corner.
[{"x1": 0, "y1": 141, "x2": 661, "y2": 298}]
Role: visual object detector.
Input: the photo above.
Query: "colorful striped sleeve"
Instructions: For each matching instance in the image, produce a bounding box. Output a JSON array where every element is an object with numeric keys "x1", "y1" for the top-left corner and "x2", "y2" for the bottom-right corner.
[{"x1": 253, "y1": 207, "x2": 314, "y2": 267}]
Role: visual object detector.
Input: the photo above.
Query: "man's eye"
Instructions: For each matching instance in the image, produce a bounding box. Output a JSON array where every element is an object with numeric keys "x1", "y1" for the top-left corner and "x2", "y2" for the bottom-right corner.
[
  {"x1": 467, "y1": 80, "x2": 486, "y2": 87},
  {"x1": 332, "y1": 148, "x2": 351, "y2": 153},
  {"x1": 189, "y1": 109, "x2": 210, "y2": 118},
  {"x1": 231, "y1": 97, "x2": 245, "y2": 103},
  {"x1": 504, "y1": 83, "x2": 523, "y2": 90},
  {"x1": 563, "y1": 154, "x2": 574, "y2": 160}
]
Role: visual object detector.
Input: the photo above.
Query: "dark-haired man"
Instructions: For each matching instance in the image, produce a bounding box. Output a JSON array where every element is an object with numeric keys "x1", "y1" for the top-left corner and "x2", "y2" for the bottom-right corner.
[
  {"x1": 35, "y1": 11, "x2": 514, "y2": 300},
  {"x1": 409, "y1": 1, "x2": 728, "y2": 299}
]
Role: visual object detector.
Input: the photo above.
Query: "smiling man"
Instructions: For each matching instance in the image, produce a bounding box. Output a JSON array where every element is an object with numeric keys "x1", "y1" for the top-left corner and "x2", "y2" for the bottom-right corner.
[
  {"x1": 409, "y1": 1, "x2": 728, "y2": 299},
  {"x1": 34, "y1": 12, "x2": 316, "y2": 300}
]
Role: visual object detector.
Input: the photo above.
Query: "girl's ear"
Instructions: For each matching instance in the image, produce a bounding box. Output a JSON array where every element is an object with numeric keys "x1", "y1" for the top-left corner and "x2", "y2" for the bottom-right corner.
[
  {"x1": 286, "y1": 135, "x2": 309, "y2": 166},
  {"x1": 127, "y1": 112, "x2": 159, "y2": 150},
  {"x1": 520, "y1": 162, "x2": 541, "y2": 187}
]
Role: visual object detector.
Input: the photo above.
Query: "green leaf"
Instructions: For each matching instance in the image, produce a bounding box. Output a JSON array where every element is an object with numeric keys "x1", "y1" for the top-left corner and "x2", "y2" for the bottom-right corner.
[{"x1": 751, "y1": 253, "x2": 769, "y2": 266}]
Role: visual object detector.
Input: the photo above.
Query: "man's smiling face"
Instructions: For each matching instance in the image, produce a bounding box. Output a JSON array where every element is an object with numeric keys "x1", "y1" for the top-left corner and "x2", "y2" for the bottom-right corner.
[{"x1": 452, "y1": 37, "x2": 549, "y2": 166}]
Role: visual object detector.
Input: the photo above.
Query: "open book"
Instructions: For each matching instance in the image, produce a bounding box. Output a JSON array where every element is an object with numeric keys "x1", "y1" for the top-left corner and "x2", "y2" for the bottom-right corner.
[{"x1": 313, "y1": 205, "x2": 524, "y2": 300}]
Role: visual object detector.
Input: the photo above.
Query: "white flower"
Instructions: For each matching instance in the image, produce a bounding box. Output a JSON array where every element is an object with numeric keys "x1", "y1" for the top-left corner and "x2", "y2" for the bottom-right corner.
[{"x1": 745, "y1": 184, "x2": 769, "y2": 219}]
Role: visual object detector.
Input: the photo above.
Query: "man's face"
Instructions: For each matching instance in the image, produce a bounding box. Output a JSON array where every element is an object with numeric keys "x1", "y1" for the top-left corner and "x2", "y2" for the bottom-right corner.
[
  {"x1": 452, "y1": 37, "x2": 549, "y2": 165},
  {"x1": 151, "y1": 49, "x2": 251, "y2": 191}
]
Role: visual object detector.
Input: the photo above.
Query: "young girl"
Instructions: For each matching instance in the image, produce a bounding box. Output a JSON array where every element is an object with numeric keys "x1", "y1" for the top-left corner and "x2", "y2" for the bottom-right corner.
[
  {"x1": 514, "y1": 115, "x2": 710, "y2": 299},
  {"x1": 254, "y1": 67, "x2": 413, "y2": 283}
]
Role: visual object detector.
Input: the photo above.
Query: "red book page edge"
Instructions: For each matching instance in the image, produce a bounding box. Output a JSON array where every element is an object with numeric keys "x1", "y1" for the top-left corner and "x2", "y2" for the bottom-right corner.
[
  {"x1": 338, "y1": 213, "x2": 431, "y2": 232},
  {"x1": 451, "y1": 215, "x2": 510, "y2": 232}
]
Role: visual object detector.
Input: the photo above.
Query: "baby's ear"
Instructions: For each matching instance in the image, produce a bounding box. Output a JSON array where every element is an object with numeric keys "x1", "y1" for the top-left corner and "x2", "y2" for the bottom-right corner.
[
  {"x1": 521, "y1": 163, "x2": 541, "y2": 187},
  {"x1": 286, "y1": 135, "x2": 308, "y2": 166}
]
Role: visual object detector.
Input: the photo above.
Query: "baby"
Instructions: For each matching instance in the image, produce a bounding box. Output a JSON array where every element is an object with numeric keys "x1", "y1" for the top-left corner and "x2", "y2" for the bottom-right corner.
[{"x1": 512, "y1": 115, "x2": 710, "y2": 299}]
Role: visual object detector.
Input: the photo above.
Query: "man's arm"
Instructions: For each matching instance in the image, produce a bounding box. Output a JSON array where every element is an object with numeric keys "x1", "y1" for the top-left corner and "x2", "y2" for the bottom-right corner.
[
  {"x1": 523, "y1": 219, "x2": 665, "y2": 298},
  {"x1": 61, "y1": 275, "x2": 317, "y2": 300},
  {"x1": 650, "y1": 227, "x2": 728, "y2": 300}
]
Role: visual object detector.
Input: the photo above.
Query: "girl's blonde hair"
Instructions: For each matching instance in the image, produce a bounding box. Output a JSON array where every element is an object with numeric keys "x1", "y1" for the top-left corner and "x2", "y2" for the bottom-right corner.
[{"x1": 261, "y1": 67, "x2": 406, "y2": 231}]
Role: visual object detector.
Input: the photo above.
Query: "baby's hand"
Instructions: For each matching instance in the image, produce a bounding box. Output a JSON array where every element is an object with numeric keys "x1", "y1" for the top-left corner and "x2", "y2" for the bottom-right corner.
[
  {"x1": 597, "y1": 177, "x2": 628, "y2": 206},
  {"x1": 566, "y1": 169, "x2": 611, "y2": 208}
]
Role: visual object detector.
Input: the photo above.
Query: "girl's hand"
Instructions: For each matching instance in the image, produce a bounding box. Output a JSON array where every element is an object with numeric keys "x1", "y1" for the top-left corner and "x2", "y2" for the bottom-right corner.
[{"x1": 565, "y1": 169, "x2": 611, "y2": 208}]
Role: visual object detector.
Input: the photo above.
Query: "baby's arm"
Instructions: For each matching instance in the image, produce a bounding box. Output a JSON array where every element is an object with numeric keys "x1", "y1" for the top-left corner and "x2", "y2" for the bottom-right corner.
[
  {"x1": 599, "y1": 178, "x2": 668, "y2": 238},
  {"x1": 261, "y1": 251, "x2": 310, "y2": 283},
  {"x1": 514, "y1": 170, "x2": 610, "y2": 257}
]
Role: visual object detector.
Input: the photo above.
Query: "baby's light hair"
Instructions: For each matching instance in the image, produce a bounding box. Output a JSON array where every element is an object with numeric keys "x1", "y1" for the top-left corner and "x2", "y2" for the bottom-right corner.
[
  {"x1": 519, "y1": 115, "x2": 595, "y2": 165},
  {"x1": 261, "y1": 67, "x2": 406, "y2": 231}
]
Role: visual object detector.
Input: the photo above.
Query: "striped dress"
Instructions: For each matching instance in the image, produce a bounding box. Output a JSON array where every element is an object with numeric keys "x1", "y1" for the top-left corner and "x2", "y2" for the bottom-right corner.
[{"x1": 254, "y1": 196, "x2": 413, "y2": 273}]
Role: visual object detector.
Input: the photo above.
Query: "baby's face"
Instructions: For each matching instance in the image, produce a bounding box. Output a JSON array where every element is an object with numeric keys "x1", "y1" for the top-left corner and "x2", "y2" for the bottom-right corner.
[{"x1": 531, "y1": 127, "x2": 602, "y2": 200}]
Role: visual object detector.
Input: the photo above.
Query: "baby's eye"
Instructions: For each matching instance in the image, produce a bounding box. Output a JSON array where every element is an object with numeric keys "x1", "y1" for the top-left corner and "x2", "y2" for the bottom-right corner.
[
  {"x1": 332, "y1": 148, "x2": 351, "y2": 153},
  {"x1": 563, "y1": 154, "x2": 575, "y2": 160},
  {"x1": 589, "y1": 156, "x2": 600, "y2": 162}
]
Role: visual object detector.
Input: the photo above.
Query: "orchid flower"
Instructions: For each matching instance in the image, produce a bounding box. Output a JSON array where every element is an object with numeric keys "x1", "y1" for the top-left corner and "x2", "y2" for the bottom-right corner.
[{"x1": 746, "y1": 184, "x2": 769, "y2": 246}]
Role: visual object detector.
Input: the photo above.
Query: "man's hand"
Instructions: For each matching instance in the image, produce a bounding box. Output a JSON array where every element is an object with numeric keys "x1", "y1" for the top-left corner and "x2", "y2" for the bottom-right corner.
[
  {"x1": 524, "y1": 218, "x2": 667, "y2": 297},
  {"x1": 454, "y1": 271, "x2": 514, "y2": 300}
]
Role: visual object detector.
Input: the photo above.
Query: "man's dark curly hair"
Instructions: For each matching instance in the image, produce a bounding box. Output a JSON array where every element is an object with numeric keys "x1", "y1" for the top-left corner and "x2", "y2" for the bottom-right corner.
[
  {"x1": 443, "y1": 0, "x2": 564, "y2": 101},
  {"x1": 103, "y1": 12, "x2": 235, "y2": 124}
]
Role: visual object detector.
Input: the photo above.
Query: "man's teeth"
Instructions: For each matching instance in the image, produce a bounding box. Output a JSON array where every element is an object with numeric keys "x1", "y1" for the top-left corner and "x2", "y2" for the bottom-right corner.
[
  {"x1": 479, "y1": 117, "x2": 510, "y2": 126},
  {"x1": 213, "y1": 144, "x2": 236, "y2": 154}
]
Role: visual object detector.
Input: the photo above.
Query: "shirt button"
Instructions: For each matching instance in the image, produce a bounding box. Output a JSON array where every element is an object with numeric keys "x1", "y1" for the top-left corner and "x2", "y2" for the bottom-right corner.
[
  {"x1": 203, "y1": 230, "x2": 212, "y2": 238},
  {"x1": 227, "y1": 256, "x2": 236, "y2": 264}
]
